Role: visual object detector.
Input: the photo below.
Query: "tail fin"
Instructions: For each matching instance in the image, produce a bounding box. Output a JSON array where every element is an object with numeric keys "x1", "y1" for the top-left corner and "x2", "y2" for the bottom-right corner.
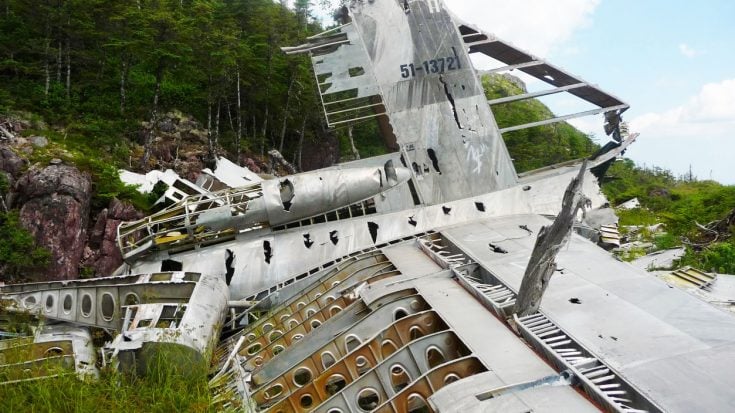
[{"x1": 284, "y1": 0, "x2": 518, "y2": 205}]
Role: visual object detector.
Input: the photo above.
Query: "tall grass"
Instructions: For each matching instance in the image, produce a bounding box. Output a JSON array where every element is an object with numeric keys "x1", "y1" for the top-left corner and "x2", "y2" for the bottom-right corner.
[{"x1": 0, "y1": 347, "x2": 213, "y2": 412}]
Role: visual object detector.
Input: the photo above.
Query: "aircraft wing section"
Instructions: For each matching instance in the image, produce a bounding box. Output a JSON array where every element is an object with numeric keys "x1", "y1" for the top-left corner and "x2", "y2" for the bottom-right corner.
[
  {"x1": 438, "y1": 214, "x2": 735, "y2": 412},
  {"x1": 455, "y1": 18, "x2": 629, "y2": 140}
]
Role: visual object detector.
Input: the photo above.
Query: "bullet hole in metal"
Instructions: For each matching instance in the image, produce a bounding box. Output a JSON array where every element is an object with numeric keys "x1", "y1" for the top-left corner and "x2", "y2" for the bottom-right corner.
[
  {"x1": 264, "y1": 241, "x2": 272, "y2": 264},
  {"x1": 367, "y1": 222, "x2": 379, "y2": 243},
  {"x1": 279, "y1": 179, "x2": 294, "y2": 211},
  {"x1": 523, "y1": 185, "x2": 532, "y2": 191},
  {"x1": 427, "y1": 148, "x2": 441, "y2": 174},
  {"x1": 569, "y1": 298, "x2": 582, "y2": 304},
  {"x1": 442, "y1": 206, "x2": 451, "y2": 215},
  {"x1": 161, "y1": 259, "x2": 182, "y2": 272},
  {"x1": 475, "y1": 202, "x2": 485, "y2": 212},
  {"x1": 384, "y1": 159, "x2": 398, "y2": 186},
  {"x1": 225, "y1": 249, "x2": 235, "y2": 285},
  {"x1": 488, "y1": 243, "x2": 508, "y2": 254},
  {"x1": 303, "y1": 234, "x2": 314, "y2": 249},
  {"x1": 519, "y1": 224, "x2": 533, "y2": 235},
  {"x1": 330, "y1": 230, "x2": 339, "y2": 245},
  {"x1": 408, "y1": 216, "x2": 417, "y2": 227}
]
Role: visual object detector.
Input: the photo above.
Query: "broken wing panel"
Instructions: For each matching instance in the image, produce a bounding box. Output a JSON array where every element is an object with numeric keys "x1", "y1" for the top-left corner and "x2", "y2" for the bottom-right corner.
[{"x1": 440, "y1": 215, "x2": 735, "y2": 413}]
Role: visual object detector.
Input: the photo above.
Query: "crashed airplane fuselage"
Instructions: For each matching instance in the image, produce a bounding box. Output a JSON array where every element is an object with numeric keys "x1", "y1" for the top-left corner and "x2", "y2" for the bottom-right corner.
[{"x1": 4, "y1": 1, "x2": 735, "y2": 412}]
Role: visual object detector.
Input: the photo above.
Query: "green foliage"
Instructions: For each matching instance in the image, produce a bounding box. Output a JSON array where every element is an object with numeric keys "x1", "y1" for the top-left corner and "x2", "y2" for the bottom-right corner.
[
  {"x1": 602, "y1": 158, "x2": 735, "y2": 271},
  {"x1": 481, "y1": 74, "x2": 598, "y2": 172},
  {"x1": 0, "y1": 212, "x2": 51, "y2": 281},
  {"x1": 603, "y1": 159, "x2": 735, "y2": 237},
  {"x1": 616, "y1": 207, "x2": 659, "y2": 227},
  {"x1": 0, "y1": 349, "x2": 213, "y2": 412},
  {"x1": 654, "y1": 233, "x2": 678, "y2": 250},
  {"x1": 679, "y1": 241, "x2": 735, "y2": 274},
  {"x1": 0, "y1": 0, "x2": 324, "y2": 168}
]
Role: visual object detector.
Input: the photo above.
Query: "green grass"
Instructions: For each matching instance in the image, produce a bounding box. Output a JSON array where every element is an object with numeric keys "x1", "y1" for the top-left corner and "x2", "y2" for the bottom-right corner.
[{"x1": 0, "y1": 350, "x2": 214, "y2": 413}]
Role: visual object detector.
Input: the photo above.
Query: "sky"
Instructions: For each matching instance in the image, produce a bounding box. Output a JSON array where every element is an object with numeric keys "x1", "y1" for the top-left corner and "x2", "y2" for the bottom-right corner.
[
  {"x1": 313, "y1": 1, "x2": 735, "y2": 184},
  {"x1": 442, "y1": 0, "x2": 735, "y2": 184}
]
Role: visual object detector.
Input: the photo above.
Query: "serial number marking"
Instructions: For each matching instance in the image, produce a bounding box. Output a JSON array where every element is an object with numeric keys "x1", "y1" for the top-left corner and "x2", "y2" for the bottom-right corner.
[{"x1": 399, "y1": 52, "x2": 462, "y2": 79}]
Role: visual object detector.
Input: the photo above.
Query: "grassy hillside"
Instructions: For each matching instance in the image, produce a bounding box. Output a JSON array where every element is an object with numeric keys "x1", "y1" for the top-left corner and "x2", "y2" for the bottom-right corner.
[
  {"x1": 603, "y1": 159, "x2": 735, "y2": 273},
  {"x1": 482, "y1": 74, "x2": 599, "y2": 172}
]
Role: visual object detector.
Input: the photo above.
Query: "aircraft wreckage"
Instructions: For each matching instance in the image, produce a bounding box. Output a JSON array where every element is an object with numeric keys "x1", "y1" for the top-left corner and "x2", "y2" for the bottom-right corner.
[{"x1": 3, "y1": 1, "x2": 735, "y2": 412}]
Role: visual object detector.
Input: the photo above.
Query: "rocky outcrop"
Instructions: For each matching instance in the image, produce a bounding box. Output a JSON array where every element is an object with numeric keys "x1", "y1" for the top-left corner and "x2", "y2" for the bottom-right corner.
[
  {"x1": 301, "y1": 131, "x2": 340, "y2": 172},
  {"x1": 15, "y1": 163, "x2": 92, "y2": 280},
  {"x1": 140, "y1": 111, "x2": 209, "y2": 181},
  {"x1": 82, "y1": 198, "x2": 143, "y2": 276},
  {"x1": 0, "y1": 146, "x2": 26, "y2": 180}
]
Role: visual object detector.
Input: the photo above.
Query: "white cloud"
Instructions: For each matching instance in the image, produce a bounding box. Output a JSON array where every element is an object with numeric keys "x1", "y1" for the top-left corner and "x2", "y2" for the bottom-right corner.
[
  {"x1": 444, "y1": 0, "x2": 600, "y2": 58},
  {"x1": 678, "y1": 43, "x2": 701, "y2": 58},
  {"x1": 628, "y1": 79, "x2": 735, "y2": 183},
  {"x1": 631, "y1": 78, "x2": 735, "y2": 137}
]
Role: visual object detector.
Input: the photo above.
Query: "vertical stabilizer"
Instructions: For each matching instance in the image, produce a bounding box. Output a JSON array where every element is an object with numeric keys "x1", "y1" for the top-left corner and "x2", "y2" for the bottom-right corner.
[{"x1": 284, "y1": 0, "x2": 518, "y2": 205}]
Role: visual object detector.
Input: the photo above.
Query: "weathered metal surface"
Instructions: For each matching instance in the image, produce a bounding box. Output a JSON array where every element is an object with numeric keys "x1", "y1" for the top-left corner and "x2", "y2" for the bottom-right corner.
[
  {"x1": 11, "y1": 1, "x2": 734, "y2": 412},
  {"x1": 0, "y1": 324, "x2": 97, "y2": 384},
  {"x1": 515, "y1": 163, "x2": 587, "y2": 317},
  {"x1": 442, "y1": 215, "x2": 735, "y2": 412}
]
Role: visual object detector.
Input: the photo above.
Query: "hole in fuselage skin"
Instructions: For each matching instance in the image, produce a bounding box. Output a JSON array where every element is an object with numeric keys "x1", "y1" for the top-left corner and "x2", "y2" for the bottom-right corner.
[
  {"x1": 225, "y1": 249, "x2": 235, "y2": 285},
  {"x1": 161, "y1": 259, "x2": 182, "y2": 272},
  {"x1": 367, "y1": 222, "x2": 379, "y2": 243},
  {"x1": 488, "y1": 243, "x2": 508, "y2": 254},
  {"x1": 264, "y1": 241, "x2": 272, "y2": 264},
  {"x1": 427, "y1": 149, "x2": 441, "y2": 174},
  {"x1": 279, "y1": 179, "x2": 294, "y2": 211},
  {"x1": 442, "y1": 206, "x2": 451, "y2": 215},
  {"x1": 329, "y1": 230, "x2": 339, "y2": 245},
  {"x1": 475, "y1": 202, "x2": 485, "y2": 212},
  {"x1": 408, "y1": 216, "x2": 417, "y2": 227},
  {"x1": 303, "y1": 234, "x2": 314, "y2": 249}
]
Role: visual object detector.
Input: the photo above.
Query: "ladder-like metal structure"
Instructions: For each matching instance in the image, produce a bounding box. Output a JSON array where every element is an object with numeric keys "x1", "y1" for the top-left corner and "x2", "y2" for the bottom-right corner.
[{"x1": 117, "y1": 184, "x2": 264, "y2": 260}]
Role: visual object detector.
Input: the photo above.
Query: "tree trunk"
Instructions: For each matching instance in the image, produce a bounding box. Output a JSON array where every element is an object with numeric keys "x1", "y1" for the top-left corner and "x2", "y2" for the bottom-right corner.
[
  {"x1": 224, "y1": 97, "x2": 235, "y2": 132},
  {"x1": 296, "y1": 116, "x2": 306, "y2": 172},
  {"x1": 120, "y1": 57, "x2": 128, "y2": 114},
  {"x1": 141, "y1": 64, "x2": 163, "y2": 168},
  {"x1": 513, "y1": 162, "x2": 588, "y2": 317},
  {"x1": 278, "y1": 74, "x2": 295, "y2": 153},
  {"x1": 65, "y1": 35, "x2": 70, "y2": 100},
  {"x1": 207, "y1": 99, "x2": 213, "y2": 157},
  {"x1": 261, "y1": 106, "x2": 268, "y2": 157},
  {"x1": 215, "y1": 99, "x2": 221, "y2": 149},
  {"x1": 56, "y1": 40, "x2": 62, "y2": 83},
  {"x1": 235, "y1": 66, "x2": 242, "y2": 166},
  {"x1": 347, "y1": 125, "x2": 360, "y2": 160},
  {"x1": 44, "y1": 35, "x2": 50, "y2": 97}
]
